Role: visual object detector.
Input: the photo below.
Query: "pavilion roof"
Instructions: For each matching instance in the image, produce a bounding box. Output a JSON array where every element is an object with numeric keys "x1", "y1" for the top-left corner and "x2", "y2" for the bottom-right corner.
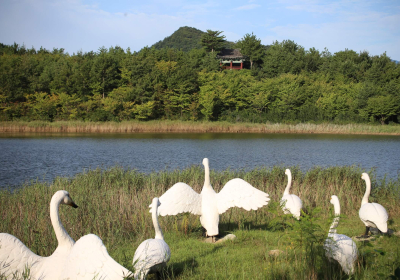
[{"x1": 217, "y1": 49, "x2": 244, "y2": 59}]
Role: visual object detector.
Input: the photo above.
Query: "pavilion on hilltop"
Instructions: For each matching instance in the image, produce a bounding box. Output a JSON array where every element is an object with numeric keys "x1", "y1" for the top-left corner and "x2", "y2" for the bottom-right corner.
[{"x1": 217, "y1": 49, "x2": 245, "y2": 70}]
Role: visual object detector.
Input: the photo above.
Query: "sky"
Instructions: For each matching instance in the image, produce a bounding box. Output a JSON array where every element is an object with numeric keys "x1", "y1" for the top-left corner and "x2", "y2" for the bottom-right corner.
[{"x1": 0, "y1": 0, "x2": 399, "y2": 60}]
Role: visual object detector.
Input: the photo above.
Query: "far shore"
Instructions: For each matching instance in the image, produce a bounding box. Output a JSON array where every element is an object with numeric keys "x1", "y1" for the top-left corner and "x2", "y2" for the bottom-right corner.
[{"x1": 0, "y1": 120, "x2": 400, "y2": 135}]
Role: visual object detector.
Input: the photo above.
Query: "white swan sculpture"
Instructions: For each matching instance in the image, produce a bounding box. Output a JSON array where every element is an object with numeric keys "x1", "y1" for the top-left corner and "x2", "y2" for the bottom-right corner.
[
  {"x1": 324, "y1": 195, "x2": 358, "y2": 275},
  {"x1": 281, "y1": 169, "x2": 302, "y2": 220},
  {"x1": 0, "y1": 190, "x2": 78, "y2": 279},
  {"x1": 133, "y1": 197, "x2": 171, "y2": 280},
  {"x1": 60, "y1": 234, "x2": 133, "y2": 280},
  {"x1": 151, "y1": 158, "x2": 270, "y2": 242},
  {"x1": 359, "y1": 172, "x2": 388, "y2": 237}
]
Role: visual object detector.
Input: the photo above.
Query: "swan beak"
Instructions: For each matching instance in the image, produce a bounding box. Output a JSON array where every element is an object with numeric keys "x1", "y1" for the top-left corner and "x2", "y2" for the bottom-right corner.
[{"x1": 70, "y1": 201, "x2": 79, "y2": 208}]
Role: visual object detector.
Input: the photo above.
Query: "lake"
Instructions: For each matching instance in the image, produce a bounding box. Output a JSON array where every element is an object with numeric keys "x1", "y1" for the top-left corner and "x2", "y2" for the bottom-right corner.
[{"x1": 0, "y1": 132, "x2": 399, "y2": 188}]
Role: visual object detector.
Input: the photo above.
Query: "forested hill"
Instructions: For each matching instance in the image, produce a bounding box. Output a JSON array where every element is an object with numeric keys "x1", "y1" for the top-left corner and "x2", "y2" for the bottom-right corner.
[
  {"x1": 152, "y1": 26, "x2": 204, "y2": 51},
  {"x1": 152, "y1": 26, "x2": 236, "y2": 51},
  {"x1": 0, "y1": 39, "x2": 399, "y2": 125}
]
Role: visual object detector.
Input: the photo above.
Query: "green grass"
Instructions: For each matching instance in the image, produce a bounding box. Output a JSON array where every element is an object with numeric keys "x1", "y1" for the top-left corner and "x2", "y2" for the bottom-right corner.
[{"x1": 1, "y1": 166, "x2": 399, "y2": 279}]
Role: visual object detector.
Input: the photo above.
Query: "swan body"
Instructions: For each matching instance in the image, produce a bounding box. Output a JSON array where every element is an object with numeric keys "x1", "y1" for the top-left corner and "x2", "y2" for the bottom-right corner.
[
  {"x1": 324, "y1": 195, "x2": 358, "y2": 275},
  {"x1": 133, "y1": 197, "x2": 171, "y2": 280},
  {"x1": 281, "y1": 169, "x2": 302, "y2": 219},
  {"x1": 60, "y1": 234, "x2": 132, "y2": 280},
  {"x1": 359, "y1": 173, "x2": 388, "y2": 237},
  {"x1": 151, "y1": 158, "x2": 270, "y2": 241},
  {"x1": 0, "y1": 190, "x2": 78, "y2": 279}
]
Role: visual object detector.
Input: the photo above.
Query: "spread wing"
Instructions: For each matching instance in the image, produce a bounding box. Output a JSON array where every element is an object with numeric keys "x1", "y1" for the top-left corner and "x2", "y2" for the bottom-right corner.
[
  {"x1": 0, "y1": 233, "x2": 42, "y2": 278},
  {"x1": 216, "y1": 178, "x2": 270, "y2": 214},
  {"x1": 61, "y1": 234, "x2": 132, "y2": 280},
  {"x1": 150, "y1": 182, "x2": 202, "y2": 216}
]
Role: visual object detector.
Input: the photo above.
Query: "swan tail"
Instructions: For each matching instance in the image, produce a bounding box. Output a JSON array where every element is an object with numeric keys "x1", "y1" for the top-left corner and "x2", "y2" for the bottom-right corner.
[{"x1": 376, "y1": 222, "x2": 388, "y2": 233}]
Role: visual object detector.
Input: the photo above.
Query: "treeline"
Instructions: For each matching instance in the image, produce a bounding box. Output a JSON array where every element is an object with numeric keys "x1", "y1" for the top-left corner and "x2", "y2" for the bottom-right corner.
[{"x1": 0, "y1": 40, "x2": 399, "y2": 124}]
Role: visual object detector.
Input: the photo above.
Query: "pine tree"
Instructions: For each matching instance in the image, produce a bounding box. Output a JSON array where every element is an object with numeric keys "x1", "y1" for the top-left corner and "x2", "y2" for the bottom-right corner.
[{"x1": 200, "y1": 30, "x2": 226, "y2": 53}]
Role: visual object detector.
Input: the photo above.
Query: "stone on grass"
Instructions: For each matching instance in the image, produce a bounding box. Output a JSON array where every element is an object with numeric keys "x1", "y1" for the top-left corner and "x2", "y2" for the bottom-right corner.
[
  {"x1": 268, "y1": 249, "x2": 284, "y2": 257},
  {"x1": 204, "y1": 234, "x2": 237, "y2": 244}
]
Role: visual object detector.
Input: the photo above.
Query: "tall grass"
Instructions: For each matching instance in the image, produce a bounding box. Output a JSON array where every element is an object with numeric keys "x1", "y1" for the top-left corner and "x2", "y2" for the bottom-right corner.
[
  {"x1": 1, "y1": 120, "x2": 400, "y2": 135},
  {"x1": 1, "y1": 166, "x2": 399, "y2": 279}
]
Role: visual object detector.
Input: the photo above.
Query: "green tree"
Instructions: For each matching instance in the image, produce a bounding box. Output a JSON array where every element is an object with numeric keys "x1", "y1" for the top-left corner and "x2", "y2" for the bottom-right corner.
[
  {"x1": 56, "y1": 92, "x2": 81, "y2": 120},
  {"x1": 262, "y1": 40, "x2": 305, "y2": 77},
  {"x1": 200, "y1": 30, "x2": 226, "y2": 53},
  {"x1": 90, "y1": 47, "x2": 120, "y2": 99},
  {"x1": 236, "y1": 33, "x2": 264, "y2": 69},
  {"x1": 366, "y1": 95, "x2": 400, "y2": 124}
]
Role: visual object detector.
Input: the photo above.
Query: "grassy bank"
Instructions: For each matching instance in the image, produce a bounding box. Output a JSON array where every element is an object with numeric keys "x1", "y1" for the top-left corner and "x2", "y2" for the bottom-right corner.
[
  {"x1": 1, "y1": 120, "x2": 400, "y2": 135},
  {"x1": 1, "y1": 166, "x2": 400, "y2": 279}
]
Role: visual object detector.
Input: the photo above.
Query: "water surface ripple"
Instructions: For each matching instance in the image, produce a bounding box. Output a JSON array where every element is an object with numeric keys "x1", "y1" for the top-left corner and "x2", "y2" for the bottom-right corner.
[{"x1": 0, "y1": 132, "x2": 399, "y2": 188}]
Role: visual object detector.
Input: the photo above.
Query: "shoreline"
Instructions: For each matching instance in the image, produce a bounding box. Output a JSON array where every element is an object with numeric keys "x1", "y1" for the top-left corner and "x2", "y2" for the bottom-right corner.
[{"x1": 1, "y1": 120, "x2": 400, "y2": 135}]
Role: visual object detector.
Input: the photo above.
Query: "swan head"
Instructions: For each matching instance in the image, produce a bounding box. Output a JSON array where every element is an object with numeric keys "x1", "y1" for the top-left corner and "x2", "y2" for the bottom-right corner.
[
  {"x1": 361, "y1": 173, "x2": 369, "y2": 181},
  {"x1": 330, "y1": 195, "x2": 339, "y2": 205},
  {"x1": 330, "y1": 195, "x2": 341, "y2": 216},
  {"x1": 285, "y1": 169, "x2": 291, "y2": 176},
  {"x1": 57, "y1": 190, "x2": 78, "y2": 208},
  {"x1": 152, "y1": 197, "x2": 161, "y2": 208},
  {"x1": 202, "y1": 158, "x2": 209, "y2": 167}
]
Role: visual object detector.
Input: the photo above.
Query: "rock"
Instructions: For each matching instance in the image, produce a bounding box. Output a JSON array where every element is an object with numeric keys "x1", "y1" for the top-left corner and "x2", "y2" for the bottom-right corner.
[
  {"x1": 204, "y1": 234, "x2": 237, "y2": 244},
  {"x1": 268, "y1": 249, "x2": 284, "y2": 257},
  {"x1": 353, "y1": 235, "x2": 375, "y2": 242},
  {"x1": 215, "y1": 234, "x2": 236, "y2": 244}
]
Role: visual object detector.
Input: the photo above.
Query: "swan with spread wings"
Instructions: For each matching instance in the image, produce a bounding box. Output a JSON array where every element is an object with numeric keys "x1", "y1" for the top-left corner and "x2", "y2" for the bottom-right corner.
[{"x1": 150, "y1": 158, "x2": 270, "y2": 242}]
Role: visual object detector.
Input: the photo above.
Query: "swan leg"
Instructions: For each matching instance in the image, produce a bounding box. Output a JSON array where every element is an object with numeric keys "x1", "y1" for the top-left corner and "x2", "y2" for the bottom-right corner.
[{"x1": 360, "y1": 226, "x2": 370, "y2": 238}]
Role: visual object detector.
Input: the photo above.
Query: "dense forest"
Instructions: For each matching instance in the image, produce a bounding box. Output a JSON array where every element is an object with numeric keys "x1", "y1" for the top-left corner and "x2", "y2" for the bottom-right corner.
[{"x1": 0, "y1": 27, "x2": 399, "y2": 124}]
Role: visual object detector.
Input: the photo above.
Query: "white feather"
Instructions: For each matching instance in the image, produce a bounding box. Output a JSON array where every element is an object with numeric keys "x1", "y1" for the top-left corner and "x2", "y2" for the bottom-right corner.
[
  {"x1": 0, "y1": 190, "x2": 77, "y2": 279},
  {"x1": 281, "y1": 169, "x2": 303, "y2": 220},
  {"x1": 151, "y1": 158, "x2": 270, "y2": 239},
  {"x1": 134, "y1": 198, "x2": 171, "y2": 280},
  {"x1": 359, "y1": 173, "x2": 388, "y2": 233},
  {"x1": 153, "y1": 182, "x2": 202, "y2": 216},
  {"x1": 217, "y1": 178, "x2": 269, "y2": 214},
  {"x1": 60, "y1": 234, "x2": 132, "y2": 280},
  {"x1": 324, "y1": 195, "x2": 358, "y2": 275}
]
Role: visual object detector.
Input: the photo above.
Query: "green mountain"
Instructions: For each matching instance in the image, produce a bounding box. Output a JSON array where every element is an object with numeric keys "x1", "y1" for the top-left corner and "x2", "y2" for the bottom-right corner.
[
  {"x1": 152, "y1": 26, "x2": 205, "y2": 51},
  {"x1": 152, "y1": 26, "x2": 236, "y2": 52}
]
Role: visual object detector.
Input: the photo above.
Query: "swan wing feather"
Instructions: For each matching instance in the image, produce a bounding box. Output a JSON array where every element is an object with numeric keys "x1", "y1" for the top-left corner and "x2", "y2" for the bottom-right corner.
[
  {"x1": 216, "y1": 178, "x2": 270, "y2": 214},
  {"x1": 62, "y1": 234, "x2": 132, "y2": 279},
  {"x1": 151, "y1": 182, "x2": 202, "y2": 216},
  {"x1": 325, "y1": 234, "x2": 357, "y2": 275},
  {"x1": 359, "y1": 203, "x2": 388, "y2": 231},
  {"x1": 0, "y1": 233, "x2": 42, "y2": 277},
  {"x1": 281, "y1": 194, "x2": 302, "y2": 218},
  {"x1": 133, "y1": 239, "x2": 171, "y2": 278}
]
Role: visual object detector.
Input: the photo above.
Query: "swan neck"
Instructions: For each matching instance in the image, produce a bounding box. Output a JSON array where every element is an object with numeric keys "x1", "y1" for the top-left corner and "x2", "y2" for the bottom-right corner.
[
  {"x1": 152, "y1": 202, "x2": 164, "y2": 240},
  {"x1": 50, "y1": 195, "x2": 75, "y2": 249},
  {"x1": 329, "y1": 201, "x2": 340, "y2": 234},
  {"x1": 283, "y1": 173, "x2": 292, "y2": 195},
  {"x1": 362, "y1": 177, "x2": 371, "y2": 205},
  {"x1": 203, "y1": 161, "x2": 211, "y2": 189}
]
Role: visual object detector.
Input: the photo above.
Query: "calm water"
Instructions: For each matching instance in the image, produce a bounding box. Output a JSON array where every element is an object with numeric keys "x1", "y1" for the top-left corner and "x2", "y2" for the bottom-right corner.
[{"x1": 0, "y1": 132, "x2": 399, "y2": 188}]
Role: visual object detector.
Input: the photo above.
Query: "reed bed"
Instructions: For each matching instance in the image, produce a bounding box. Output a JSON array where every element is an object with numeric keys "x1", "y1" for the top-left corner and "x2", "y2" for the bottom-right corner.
[
  {"x1": 1, "y1": 120, "x2": 400, "y2": 135},
  {"x1": 1, "y1": 166, "x2": 399, "y2": 279}
]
